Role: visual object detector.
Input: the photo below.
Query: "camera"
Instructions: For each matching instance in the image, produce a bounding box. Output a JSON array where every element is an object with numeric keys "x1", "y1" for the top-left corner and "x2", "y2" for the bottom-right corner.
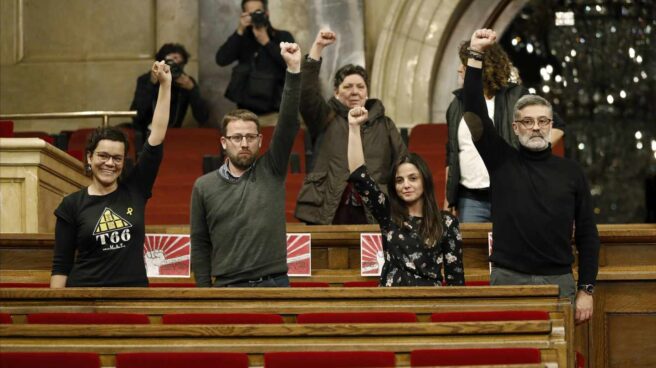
[
  {"x1": 164, "y1": 59, "x2": 184, "y2": 79},
  {"x1": 250, "y1": 9, "x2": 268, "y2": 28}
]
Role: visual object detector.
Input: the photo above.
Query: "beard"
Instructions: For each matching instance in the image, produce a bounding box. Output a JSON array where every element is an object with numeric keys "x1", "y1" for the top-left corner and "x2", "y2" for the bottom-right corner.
[
  {"x1": 518, "y1": 129, "x2": 551, "y2": 151},
  {"x1": 226, "y1": 149, "x2": 257, "y2": 170}
]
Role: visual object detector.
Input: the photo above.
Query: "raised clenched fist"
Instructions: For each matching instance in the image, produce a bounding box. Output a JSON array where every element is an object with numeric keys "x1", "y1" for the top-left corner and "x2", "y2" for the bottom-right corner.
[
  {"x1": 280, "y1": 42, "x2": 301, "y2": 73},
  {"x1": 470, "y1": 29, "x2": 497, "y2": 52},
  {"x1": 314, "y1": 29, "x2": 336, "y2": 48},
  {"x1": 348, "y1": 106, "x2": 368, "y2": 126}
]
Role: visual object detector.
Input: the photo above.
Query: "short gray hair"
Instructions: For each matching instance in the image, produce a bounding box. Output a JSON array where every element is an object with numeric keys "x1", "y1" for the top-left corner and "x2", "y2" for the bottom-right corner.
[{"x1": 513, "y1": 94, "x2": 553, "y2": 120}]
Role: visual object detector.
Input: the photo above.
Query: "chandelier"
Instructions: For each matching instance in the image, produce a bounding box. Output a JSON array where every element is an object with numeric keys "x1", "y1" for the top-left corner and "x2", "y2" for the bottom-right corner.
[{"x1": 499, "y1": 0, "x2": 656, "y2": 222}]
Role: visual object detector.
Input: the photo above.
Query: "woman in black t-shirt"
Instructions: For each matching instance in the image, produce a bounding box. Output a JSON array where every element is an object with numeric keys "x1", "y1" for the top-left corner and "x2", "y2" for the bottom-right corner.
[
  {"x1": 50, "y1": 61, "x2": 173, "y2": 288},
  {"x1": 347, "y1": 106, "x2": 465, "y2": 286}
]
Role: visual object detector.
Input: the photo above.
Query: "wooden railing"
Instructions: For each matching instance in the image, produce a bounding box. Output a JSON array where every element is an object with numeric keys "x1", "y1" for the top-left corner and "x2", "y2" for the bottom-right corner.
[
  {"x1": 0, "y1": 111, "x2": 136, "y2": 128},
  {"x1": 1, "y1": 223, "x2": 654, "y2": 283}
]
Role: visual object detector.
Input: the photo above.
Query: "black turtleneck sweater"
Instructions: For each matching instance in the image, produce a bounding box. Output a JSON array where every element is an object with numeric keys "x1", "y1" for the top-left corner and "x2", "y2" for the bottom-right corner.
[{"x1": 463, "y1": 65, "x2": 600, "y2": 286}]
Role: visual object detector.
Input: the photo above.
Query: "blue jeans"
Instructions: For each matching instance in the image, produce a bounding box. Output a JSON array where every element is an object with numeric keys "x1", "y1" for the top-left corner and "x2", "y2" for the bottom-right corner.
[
  {"x1": 218, "y1": 273, "x2": 290, "y2": 288},
  {"x1": 490, "y1": 265, "x2": 576, "y2": 302},
  {"x1": 457, "y1": 197, "x2": 491, "y2": 222}
]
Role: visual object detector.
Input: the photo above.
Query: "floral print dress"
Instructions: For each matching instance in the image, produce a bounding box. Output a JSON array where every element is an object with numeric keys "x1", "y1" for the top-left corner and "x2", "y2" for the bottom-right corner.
[{"x1": 349, "y1": 166, "x2": 465, "y2": 286}]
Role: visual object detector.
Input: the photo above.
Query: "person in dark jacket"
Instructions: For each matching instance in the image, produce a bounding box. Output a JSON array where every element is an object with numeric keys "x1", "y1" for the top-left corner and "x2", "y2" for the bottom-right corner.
[
  {"x1": 130, "y1": 43, "x2": 209, "y2": 138},
  {"x1": 445, "y1": 41, "x2": 565, "y2": 222},
  {"x1": 216, "y1": 0, "x2": 294, "y2": 116},
  {"x1": 294, "y1": 29, "x2": 407, "y2": 225}
]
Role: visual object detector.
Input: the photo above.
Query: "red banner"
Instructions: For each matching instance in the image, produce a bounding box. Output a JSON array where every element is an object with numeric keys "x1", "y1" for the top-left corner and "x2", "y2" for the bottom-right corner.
[
  {"x1": 287, "y1": 233, "x2": 311, "y2": 276},
  {"x1": 143, "y1": 234, "x2": 191, "y2": 277},
  {"x1": 360, "y1": 233, "x2": 383, "y2": 276}
]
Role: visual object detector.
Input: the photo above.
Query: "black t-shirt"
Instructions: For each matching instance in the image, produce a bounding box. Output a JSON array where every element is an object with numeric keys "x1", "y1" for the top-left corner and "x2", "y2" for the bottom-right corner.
[{"x1": 52, "y1": 143, "x2": 163, "y2": 287}]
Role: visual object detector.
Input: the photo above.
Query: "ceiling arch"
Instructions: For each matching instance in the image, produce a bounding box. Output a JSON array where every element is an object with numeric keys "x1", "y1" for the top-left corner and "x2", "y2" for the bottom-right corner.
[{"x1": 370, "y1": 0, "x2": 528, "y2": 127}]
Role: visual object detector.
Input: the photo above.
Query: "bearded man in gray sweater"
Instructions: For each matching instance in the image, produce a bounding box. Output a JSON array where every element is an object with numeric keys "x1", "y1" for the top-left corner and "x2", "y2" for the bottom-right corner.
[{"x1": 190, "y1": 42, "x2": 301, "y2": 287}]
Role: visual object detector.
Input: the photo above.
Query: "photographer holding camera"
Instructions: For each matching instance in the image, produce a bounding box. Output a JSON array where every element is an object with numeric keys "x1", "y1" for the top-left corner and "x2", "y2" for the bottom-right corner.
[
  {"x1": 216, "y1": 0, "x2": 294, "y2": 123},
  {"x1": 130, "y1": 43, "x2": 209, "y2": 139}
]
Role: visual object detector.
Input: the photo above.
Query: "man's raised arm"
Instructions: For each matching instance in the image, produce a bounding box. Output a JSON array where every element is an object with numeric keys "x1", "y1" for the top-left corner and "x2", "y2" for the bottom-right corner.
[{"x1": 267, "y1": 42, "x2": 302, "y2": 176}]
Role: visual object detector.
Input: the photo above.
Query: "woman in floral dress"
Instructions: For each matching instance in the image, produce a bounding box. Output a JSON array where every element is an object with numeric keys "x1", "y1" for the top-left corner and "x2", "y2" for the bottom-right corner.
[{"x1": 347, "y1": 106, "x2": 465, "y2": 286}]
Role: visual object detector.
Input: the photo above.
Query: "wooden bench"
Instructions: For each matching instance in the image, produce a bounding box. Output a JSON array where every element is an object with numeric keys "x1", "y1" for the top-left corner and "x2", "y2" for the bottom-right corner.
[
  {"x1": 0, "y1": 286, "x2": 573, "y2": 367},
  {"x1": 2, "y1": 224, "x2": 655, "y2": 367},
  {"x1": 0, "y1": 321, "x2": 561, "y2": 367}
]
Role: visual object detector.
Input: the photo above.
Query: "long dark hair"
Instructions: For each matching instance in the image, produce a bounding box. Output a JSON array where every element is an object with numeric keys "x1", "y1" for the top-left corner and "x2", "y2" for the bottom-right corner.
[{"x1": 386, "y1": 153, "x2": 444, "y2": 248}]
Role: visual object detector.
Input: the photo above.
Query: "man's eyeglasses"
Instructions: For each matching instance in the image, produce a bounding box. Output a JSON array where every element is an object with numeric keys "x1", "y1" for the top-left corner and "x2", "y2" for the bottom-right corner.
[
  {"x1": 514, "y1": 117, "x2": 552, "y2": 129},
  {"x1": 94, "y1": 152, "x2": 124, "y2": 164},
  {"x1": 225, "y1": 134, "x2": 261, "y2": 144}
]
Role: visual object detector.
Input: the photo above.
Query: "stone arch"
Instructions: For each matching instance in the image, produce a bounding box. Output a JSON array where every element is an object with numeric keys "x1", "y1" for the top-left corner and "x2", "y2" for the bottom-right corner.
[{"x1": 370, "y1": 0, "x2": 528, "y2": 127}]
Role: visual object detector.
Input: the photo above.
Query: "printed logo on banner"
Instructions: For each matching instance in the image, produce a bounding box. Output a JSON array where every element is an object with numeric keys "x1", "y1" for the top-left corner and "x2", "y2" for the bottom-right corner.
[
  {"x1": 287, "y1": 233, "x2": 311, "y2": 277},
  {"x1": 361, "y1": 233, "x2": 384, "y2": 276},
  {"x1": 143, "y1": 234, "x2": 191, "y2": 278},
  {"x1": 488, "y1": 232, "x2": 493, "y2": 274}
]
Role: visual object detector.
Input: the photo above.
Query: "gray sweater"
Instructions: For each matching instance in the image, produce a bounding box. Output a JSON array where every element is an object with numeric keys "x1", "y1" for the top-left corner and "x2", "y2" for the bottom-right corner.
[{"x1": 190, "y1": 71, "x2": 301, "y2": 287}]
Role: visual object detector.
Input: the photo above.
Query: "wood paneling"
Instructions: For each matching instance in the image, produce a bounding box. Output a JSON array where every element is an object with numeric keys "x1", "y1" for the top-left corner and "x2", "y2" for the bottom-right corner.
[
  {"x1": 0, "y1": 138, "x2": 89, "y2": 233},
  {"x1": 0, "y1": 0, "x2": 199, "y2": 133},
  {"x1": 0, "y1": 0, "x2": 21, "y2": 65},
  {"x1": 0, "y1": 178, "x2": 26, "y2": 232},
  {"x1": 607, "y1": 314, "x2": 656, "y2": 368},
  {"x1": 22, "y1": 0, "x2": 155, "y2": 62},
  {"x1": 601, "y1": 244, "x2": 656, "y2": 266}
]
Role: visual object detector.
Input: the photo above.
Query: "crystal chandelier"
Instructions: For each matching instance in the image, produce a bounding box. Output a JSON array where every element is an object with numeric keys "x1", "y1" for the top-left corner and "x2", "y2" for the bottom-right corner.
[{"x1": 500, "y1": 0, "x2": 656, "y2": 222}]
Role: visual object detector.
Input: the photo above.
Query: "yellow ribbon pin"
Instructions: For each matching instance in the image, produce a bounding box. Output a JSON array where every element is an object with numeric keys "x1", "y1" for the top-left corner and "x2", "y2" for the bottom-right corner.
[{"x1": 126, "y1": 208, "x2": 133, "y2": 215}]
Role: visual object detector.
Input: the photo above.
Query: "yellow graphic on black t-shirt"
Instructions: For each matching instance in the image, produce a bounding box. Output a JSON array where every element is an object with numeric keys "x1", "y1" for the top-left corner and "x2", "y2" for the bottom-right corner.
[{"x1": 93, "y1": 207, "x2": 133, "y2": 235}]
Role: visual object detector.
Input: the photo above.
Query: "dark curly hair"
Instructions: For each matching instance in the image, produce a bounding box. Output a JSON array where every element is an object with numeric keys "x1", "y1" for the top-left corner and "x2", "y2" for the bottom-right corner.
[
  {"x1": 459, "y1": 41, "x2": 512, "y2": 98},
  {"x1": 155, "y1": 43, "x2": 190, "y2": 65},
  {"x1": 333, "y1": 64, "x2": 369, "y2": 91}
]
